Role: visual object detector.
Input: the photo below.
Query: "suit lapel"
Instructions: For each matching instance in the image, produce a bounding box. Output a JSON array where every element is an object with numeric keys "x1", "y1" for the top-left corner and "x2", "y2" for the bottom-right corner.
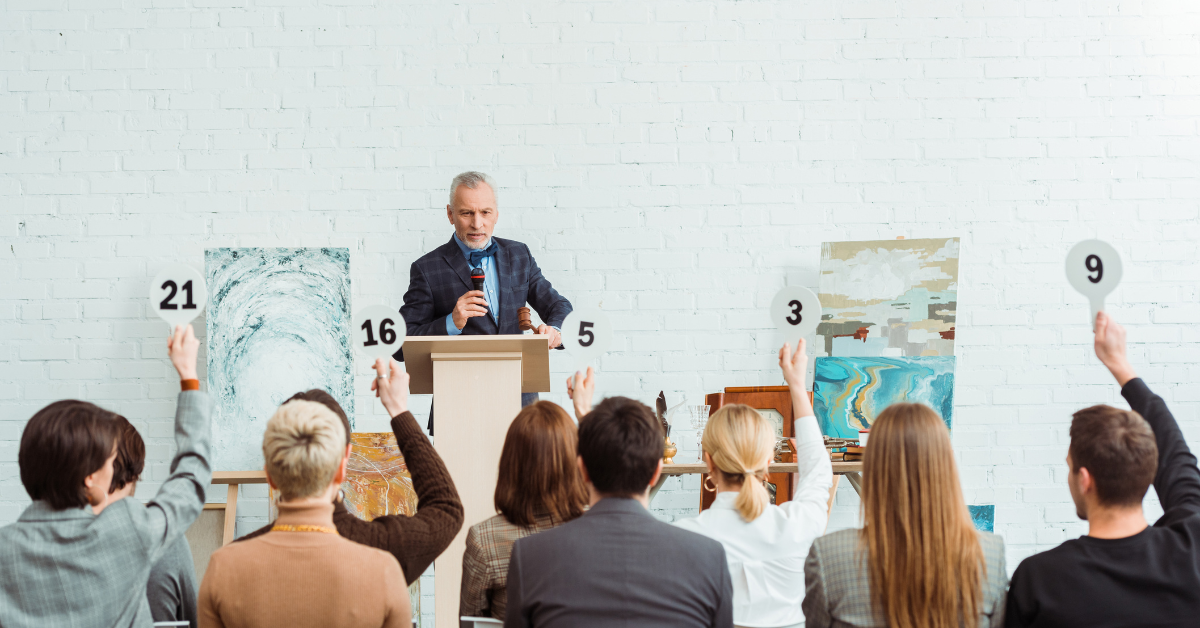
[
  {"x1": 493, "y1": 238, "x2": 509, "y2": 321},
  {"x1": 439, "y1": 237, "x2": 474, "y2": 292}
]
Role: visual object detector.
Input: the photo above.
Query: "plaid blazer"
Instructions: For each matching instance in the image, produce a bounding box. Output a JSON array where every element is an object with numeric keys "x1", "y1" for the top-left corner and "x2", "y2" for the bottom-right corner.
[
  {"x1": 803, "y1": 528, "x2": 1007, "y2": 628},
  {"x1": 398, "y1": 236, "x2": 572, "y2": 342},
  {"x1": 0, "y1": 391, "x2": 212, "y2": 628},
  {"x1": 460, "y1": 513, "x2": 564, "y2": 621}
]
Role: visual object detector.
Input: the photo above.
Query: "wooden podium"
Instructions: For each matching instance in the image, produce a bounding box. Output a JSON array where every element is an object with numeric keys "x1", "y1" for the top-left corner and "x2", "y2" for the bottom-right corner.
[{"x1": 403, "y1": 335, "x2": 553, "y2": 628}]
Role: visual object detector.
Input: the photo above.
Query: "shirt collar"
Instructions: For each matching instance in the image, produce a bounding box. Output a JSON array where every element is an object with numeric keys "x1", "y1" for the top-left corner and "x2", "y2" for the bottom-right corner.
[
  {"x1": 584, "y1": 497, "x2": 655, "y2": 519},
  {"x1": 452, "y1": 233, "x2": 492, "y2": 260},
  {"x1": 710, "y1": 492, "x2": 738, "y2": 509},
  {"x1": 275, "y1": 500, "x2": 337, "y2": 528}
]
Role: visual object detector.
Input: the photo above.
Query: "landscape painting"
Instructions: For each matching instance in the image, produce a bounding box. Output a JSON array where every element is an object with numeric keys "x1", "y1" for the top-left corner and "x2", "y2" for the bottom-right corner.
[
  {"x1": 816, "y1": 238, "x2": 959, "y2": 357},
  {"x1": 812, "y1": 356, "x2": 955, "y2": 438},
  {"x1": 206, "y1": 248, "x2": 353, "y2": 471}
]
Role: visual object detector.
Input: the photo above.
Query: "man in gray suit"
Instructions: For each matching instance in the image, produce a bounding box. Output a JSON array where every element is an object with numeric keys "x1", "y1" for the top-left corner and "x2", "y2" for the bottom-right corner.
[{"x1": 504, "y1": 381, "x2": 733, "y2": 628}]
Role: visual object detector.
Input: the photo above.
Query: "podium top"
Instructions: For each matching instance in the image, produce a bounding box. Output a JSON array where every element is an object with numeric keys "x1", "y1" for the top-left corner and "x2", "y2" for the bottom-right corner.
[{"x1": 403, "y1": 334, "x2": 552, "y2": 395}]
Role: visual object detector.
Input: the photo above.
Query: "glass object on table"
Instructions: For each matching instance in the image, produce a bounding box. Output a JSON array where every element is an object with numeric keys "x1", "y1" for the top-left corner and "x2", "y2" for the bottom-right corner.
[{"x1": 688, "y1": 405, "x2": 711, "y2": 463}]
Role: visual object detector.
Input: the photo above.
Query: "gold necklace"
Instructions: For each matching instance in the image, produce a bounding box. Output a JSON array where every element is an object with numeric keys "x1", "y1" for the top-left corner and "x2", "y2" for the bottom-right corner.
[{"x1": 271, "y1": 524, "x2": 337, "y2": 534}]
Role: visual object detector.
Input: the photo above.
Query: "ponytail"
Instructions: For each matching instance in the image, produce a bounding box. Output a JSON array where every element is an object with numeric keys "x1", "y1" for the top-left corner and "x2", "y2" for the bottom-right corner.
[{"x1": 702, "y1": 404, "x2": 776, "y2": 522}]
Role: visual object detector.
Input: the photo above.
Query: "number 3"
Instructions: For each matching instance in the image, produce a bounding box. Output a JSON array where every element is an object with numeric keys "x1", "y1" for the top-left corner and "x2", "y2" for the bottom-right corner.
[
  {"x1": 578, "y1": 321, "x2": 595, "y2": 347},
  {"x1": 1085, "y1": 254, "x2": 1103, "y2": 284},
  {"x1": 786, "y1": 299, "x2": 802, "y2": 325}
]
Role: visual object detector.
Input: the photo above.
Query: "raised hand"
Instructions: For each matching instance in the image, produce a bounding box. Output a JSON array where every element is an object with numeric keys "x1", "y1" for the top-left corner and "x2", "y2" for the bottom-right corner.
[
  {"x1": 168, "y1": 324, "x2": 199, "y2": 381},
  {"x1": 452, "y1": 290, "x2": 489, "y2": 330},
  {"x1": 566, "y1": 367, "x2": 595, "y2": 419},
  {"x1": 536, "y1": 324, "x2": 562, "y2": 349},
  {"x1": 1094, "y1": 311, "x2": 1138, "y2": 386},
  {"x1": 779, "y1": 339, "x2": 814, "y2": 417},
  {"x1": 371, "y1": 357, "x2": 410, "y2": 417}
]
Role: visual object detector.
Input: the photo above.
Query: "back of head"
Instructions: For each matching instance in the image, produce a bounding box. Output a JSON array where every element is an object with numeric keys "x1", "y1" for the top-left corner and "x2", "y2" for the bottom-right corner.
[
  {"x1": 19, "y1": 400, "x2": 123, "y2": 510},
  {"x1": 285, "y1": 389, "x2": 351, "y2": 445},
  {"x1": 263, "y1": 400, "x2": 347, "y2": 501},
  {"x1": 703, "y1": 404, "x2": 774, "y2": 522},
  {"x1": 861, "y1": 403, "x2": 983, "y2": 628},
  {"x1": 577, "y1": 396, "x2": 662, "y2": 497},
  {"x1": 110, "y1": 416, "x2": 146, "y2": 494},
  {"x1": 495, "y1": 401, "x2": 589, "y2": 526},
  {"x1": 1069, "y1": 404, "x2": 1157, "y2": 507}
]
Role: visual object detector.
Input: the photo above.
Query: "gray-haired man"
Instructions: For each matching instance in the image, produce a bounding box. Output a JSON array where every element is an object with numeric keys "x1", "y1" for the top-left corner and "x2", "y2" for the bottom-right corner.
[{"x1": 395, "y1": 172, "x2": 572, "y2": 431}]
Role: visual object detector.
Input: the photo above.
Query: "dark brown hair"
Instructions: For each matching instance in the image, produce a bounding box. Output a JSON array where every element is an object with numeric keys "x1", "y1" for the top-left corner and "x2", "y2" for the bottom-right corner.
[
  {"x1": 286, "y1": 389, "x2": 351, "y2": 443},
  {"x1": 1069, "y1": 404, "x2": 1158, "y2": 507},
  {"x1": 577, "y1": 396, "x2": 662, "y2": 497},
  {"x1": 495, "y1": 401, "x2": 588, "y2": 527},
  {"x1": 20, "y1": 400, "x2": 123, "y2": 510},
  {"x1": 109, "y1": 416, "x2": 146, "y2": 494}
]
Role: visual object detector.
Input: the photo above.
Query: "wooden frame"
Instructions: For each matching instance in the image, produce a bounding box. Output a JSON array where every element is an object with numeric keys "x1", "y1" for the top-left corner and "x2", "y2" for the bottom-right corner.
[{"x1": 210, "y1": 470, "x2": 268, "y2": 546}]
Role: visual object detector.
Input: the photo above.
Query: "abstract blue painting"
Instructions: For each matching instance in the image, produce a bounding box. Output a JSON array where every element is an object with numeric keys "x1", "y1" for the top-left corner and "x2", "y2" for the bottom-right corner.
[
  {"x1": 813, "y1": 356, "x2": 955, "y2": 438},
  {"x1": 206, "y1": 248, "x2": 353, "y2": 471},
  {"x1": 969, "y1": 505, "x2": 995, "y2": 532}
]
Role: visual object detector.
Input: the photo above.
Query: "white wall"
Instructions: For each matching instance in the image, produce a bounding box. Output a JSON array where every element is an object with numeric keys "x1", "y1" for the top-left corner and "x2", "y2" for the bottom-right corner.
[{"x1": 4, "y1": 0, "x2": 1200, "y2": 616}]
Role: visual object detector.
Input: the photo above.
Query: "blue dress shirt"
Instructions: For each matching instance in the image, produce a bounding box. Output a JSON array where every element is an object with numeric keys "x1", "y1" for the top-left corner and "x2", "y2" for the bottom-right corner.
[{"x1": 446, "y1": 234, "x2": 500, "y2": 335}]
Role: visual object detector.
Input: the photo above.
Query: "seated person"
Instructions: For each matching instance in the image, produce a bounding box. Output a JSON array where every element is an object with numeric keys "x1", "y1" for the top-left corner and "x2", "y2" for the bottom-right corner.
[
  {"x1": 1005, "y1": 312, "x2": 1200, "y2": 627},
  {"x1": 803, "y1": 402, "x2": 1007, "y2": 628},
  {"x1": 94, "y1": 415, "x2": 199, "y2": 627},
  {"x1": 0, "y1": 325, "x2": 211, "y2": 628},
  {"x1": 504, "y1": 378, "x2": 733, "y2": 628},
  {"x1": 461, "y1": 401, "x2": 589, "y2": 621},
  {"x1": 238, "y1": 357, "x2": 464, "y2": 584},
  {"x1": 198, "y1": 398, "x2": 410, "y2": 627},
  {"x1": 674, "y1": 340, "x2": 833, "y2": 628}
]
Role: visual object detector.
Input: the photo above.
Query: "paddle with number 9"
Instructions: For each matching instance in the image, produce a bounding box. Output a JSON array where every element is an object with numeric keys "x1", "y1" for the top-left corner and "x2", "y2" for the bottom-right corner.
[{"x1": 1065, "y1": 240, "x2": 1123, "y2": 328}]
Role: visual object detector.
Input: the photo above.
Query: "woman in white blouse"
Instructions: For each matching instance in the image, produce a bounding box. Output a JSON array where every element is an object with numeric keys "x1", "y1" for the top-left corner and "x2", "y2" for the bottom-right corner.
[{"x1": 675, "y1": 338, "x2": 834, "y2": 628}]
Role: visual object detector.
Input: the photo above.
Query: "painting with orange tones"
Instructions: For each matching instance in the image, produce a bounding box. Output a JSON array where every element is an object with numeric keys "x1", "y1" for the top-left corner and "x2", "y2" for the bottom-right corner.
[{"x1": 342, "y1": 432, "x2": 419, "y2": 521}]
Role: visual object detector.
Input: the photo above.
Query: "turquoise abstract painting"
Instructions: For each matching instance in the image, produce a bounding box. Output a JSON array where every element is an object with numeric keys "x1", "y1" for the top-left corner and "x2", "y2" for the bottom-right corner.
[
  {"x1": 968, "y1": 505, "x2": 995, "y2": 532},
  {"x1": 813, "y1": 356, "x2": 955, "y2": 438}
]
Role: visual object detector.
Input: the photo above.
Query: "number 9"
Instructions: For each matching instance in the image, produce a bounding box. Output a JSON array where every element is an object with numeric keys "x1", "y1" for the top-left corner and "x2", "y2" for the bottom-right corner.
[{"x1": 1085, "y1": 254, "x2": 1103, "y2": 284}]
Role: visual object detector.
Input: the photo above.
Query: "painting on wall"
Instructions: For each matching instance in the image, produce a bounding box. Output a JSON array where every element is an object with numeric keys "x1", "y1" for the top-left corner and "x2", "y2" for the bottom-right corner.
[
  {"x1": 206, "y1": 248, "x2": 354, "y2": 471},
  {"x1": 816, "y1": 238, "x2": 959, "y2": 358},
  {"x1": 342, "y1": 432, "x2": 419, "y2": 521},
  {"x1": 969, "y1": 505, "x2": 995, "y2": 533},
  {"x1": 812, "y1": 356, "x2": 955, "y2": 438}
]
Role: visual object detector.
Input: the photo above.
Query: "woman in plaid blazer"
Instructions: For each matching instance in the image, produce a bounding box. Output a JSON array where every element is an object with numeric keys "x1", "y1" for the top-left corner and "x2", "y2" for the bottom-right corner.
[
  {"x1": 459, "y1": 401, "x2": 589, "y2": 621},
  {"x1": 802, "y1": 403, "x2": 1008, "y2": 628}
]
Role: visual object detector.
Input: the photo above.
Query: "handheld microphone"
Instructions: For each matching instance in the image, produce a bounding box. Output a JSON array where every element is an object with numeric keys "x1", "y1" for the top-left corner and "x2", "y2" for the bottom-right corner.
[{"x1": 471, "y1": 266, "x2": 488, "y2": 314}]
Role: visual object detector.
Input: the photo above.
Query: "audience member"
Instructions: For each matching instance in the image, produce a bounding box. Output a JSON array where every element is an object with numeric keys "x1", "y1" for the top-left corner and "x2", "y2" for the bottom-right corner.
[
  {"x1": 198, "y1": 398, "x2": 410, "y2": 628},
  {"x1": 237, "y1": 357, "x2": 464, "y2": 584},
  {"x1": 0, "y1": 325, "x2": 212, "y2": 628},
  {"x1": 460, "y1": 401, "x2": 589, "y2": 621},
  {"x1": 504, "y1": 376, "x2": 733, "y2": 628},
  {"x1": 93, "y1": 415, "x2": 199, "y2": 628},
  {"x1": 674, "y1": 340, "x2": 833, "y2": 628},
  {"x1": 803, "y1": 403, "x2": 1007, "y2": 628},
  {"x1": 1005, "y1": 312, "x2": 1200, "y2": 626}
]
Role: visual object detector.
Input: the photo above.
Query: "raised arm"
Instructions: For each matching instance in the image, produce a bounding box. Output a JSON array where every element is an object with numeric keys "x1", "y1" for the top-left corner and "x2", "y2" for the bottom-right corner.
[
  {"x1": 1095, "y1": 312, "x2": 1200, "y2": 523},
  {"x1": 130, "y1": 324, "x2": 213, "y2": 562},
  {"x1": 566, "y1": 367, "x2": 595, "y2": 420},
  {"x1": 330, "y1": 359, "x2": 465, "y2": 583},
  {"x1": 779, "y1": 340, "x2": 834, "y2": 512}
]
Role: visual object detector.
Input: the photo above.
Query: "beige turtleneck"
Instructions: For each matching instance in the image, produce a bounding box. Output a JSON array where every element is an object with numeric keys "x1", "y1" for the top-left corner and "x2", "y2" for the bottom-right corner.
[{"x1": 198, "y1": 501, "x2": 410, "y2": 628}]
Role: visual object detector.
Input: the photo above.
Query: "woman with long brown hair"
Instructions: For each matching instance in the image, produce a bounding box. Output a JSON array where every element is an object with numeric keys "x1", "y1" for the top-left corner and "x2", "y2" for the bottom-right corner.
[
  {"x1": 460, "y1": 401, "x2": 589, "y2": 621},
  {"x1": 802, "y1": 403, "x2": 1007, "y2": 628}
]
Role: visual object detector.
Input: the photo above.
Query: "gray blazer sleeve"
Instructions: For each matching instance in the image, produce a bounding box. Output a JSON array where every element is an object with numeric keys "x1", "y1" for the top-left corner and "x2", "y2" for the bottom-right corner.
[
  {"x1": 503, "y1": 541, "x2": 528, "y2": 628},
  {"x1": 713, "y1": 559, "x2": 734, "y2": 628},
  {"x1": 127, "y1": 390, "x2": 212, "y2": 563},
  {"x1": 803, "y1": 542, "x2": 833, "y2": 628}
]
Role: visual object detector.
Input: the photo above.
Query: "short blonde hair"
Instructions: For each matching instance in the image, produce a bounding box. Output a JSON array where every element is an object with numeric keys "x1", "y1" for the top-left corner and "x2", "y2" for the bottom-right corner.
[
  {"x1": 262, "y1": 400, "x2": 347, "y2": 501},
  {"x1": 702, "y1": 404, "x2": 775, "y2": 522}
]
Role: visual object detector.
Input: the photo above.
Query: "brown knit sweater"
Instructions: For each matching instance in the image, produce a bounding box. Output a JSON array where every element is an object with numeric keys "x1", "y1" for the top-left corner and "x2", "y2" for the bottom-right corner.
[
  {"x1": 237, "y1": 410, "x2": 464, "y2": 583},
  {"x1": 199, "y1": 501, "x2": 410, "y2": 628}
]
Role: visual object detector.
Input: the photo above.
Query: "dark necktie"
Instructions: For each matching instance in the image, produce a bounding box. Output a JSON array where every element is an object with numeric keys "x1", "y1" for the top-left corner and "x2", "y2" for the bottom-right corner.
[{"x1": 468, "y1": 240, "x2": 498, "y2": 267}]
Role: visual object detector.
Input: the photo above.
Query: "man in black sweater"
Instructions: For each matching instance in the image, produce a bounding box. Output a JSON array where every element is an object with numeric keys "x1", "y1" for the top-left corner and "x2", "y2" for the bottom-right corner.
[{"x1": 1006, "y1": 312, "x2": 1200, "y2": 627}]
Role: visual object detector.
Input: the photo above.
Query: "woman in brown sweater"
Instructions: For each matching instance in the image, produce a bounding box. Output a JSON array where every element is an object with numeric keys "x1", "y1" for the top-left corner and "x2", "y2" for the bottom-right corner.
[
  {"x1": 199, "y1": 383, "x2": 411, "y2": 627},
  {"x1": 237, "y1": 358, "x2": 464, "y2": 584}
]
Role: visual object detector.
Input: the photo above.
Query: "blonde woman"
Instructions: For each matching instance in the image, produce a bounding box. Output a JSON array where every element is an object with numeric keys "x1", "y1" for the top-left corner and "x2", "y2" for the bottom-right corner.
[
  {"x1": 802, "y1": 403, "x2": 1007, "y2": 628},
  {"x1": 198, "y1": 400, "x2": 411, "y2": 628},
  {"x1": 674, "y1": 339, "x2": 834, "y2": 628}
]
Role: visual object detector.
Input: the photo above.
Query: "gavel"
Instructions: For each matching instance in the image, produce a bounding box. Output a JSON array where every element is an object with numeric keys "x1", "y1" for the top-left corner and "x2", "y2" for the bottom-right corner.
[{"x1": 518, "y1": 307, "x2": 535, "y2": 331}]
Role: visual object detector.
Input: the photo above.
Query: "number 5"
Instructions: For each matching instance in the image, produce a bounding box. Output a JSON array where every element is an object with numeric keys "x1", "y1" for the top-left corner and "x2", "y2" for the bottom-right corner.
[{"x1": 578, "y1": 321, "x2": 595, "y2": 347}]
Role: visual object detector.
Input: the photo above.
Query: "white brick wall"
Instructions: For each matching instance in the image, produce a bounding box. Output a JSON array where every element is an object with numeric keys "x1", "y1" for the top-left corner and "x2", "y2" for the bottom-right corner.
[{"x1": 3, "y1": 0, "x2": 1200, "y2": 619}]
